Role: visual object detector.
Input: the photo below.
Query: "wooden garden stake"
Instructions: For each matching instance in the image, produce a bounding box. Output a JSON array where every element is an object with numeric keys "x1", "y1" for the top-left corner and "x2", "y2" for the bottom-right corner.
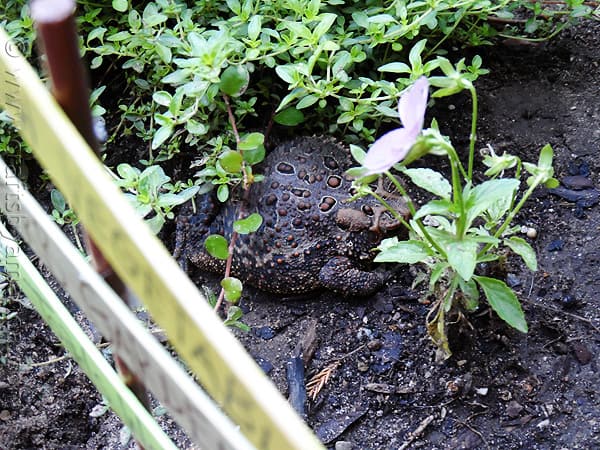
[{"x1": 30, "y1": 0, "x2": 150, "y2": 422}]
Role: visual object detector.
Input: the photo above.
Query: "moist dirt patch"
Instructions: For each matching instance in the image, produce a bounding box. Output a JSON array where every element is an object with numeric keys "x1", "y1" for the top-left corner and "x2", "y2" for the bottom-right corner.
[{"x1": 1, "y1": 21, "x2": 599, "y2": 450}]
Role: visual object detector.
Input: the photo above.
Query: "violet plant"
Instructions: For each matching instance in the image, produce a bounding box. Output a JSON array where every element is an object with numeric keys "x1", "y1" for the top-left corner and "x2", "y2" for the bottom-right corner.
[{"x1": 348, "y1": 68, "x2": 558, "y2": 360}]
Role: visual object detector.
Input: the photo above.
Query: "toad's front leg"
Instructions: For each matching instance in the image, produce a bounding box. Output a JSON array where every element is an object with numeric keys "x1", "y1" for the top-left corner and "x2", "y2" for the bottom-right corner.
[{"x1": 318, "y1": 256, "x2": 386, "y2": 297}]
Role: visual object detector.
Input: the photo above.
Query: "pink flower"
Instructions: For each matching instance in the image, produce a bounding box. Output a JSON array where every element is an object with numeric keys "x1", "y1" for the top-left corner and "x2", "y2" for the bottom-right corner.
[{"x1": 363, "y1": 76, "x2": 429, "y2": 174}]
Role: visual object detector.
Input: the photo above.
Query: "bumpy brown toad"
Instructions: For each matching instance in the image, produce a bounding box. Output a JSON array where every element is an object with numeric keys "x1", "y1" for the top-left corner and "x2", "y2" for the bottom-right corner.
[{"x1": 174, "y1": 136, "x2": 409, "y2": 296}]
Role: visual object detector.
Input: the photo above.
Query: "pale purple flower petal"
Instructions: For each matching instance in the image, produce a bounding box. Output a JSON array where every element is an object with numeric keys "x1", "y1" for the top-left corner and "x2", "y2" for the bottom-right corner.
[
  {"x1": 363, "y1": 128, "x2": 415, "y2": 175},
  {"x1": 399, "y1": 76, "x2": 429, "y2": 135},
  {"x1": 362, "y1": 76, "x2": 429, "y2": 175}
]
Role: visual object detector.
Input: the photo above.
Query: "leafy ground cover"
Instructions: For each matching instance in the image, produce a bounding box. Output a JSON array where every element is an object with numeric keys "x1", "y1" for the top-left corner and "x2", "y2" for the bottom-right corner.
[{"x1": 0, "y1": 3, "x2": 599, "y2": 450}]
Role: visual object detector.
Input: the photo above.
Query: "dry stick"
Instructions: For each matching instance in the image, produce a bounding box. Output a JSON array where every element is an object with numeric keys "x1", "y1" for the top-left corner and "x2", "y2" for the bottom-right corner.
[
  {"x1": 455, "y1": 419, "x2": 490, "y2": 450},
  {"x1": 30, "y1": 342, "x2": 111, "y2": 367},
  {"x1": 397, "y1": 415, "x2": 435, "y2": 450},
  {"x1": 31, "y1": 0, "x2": 150, "y2": 424}
]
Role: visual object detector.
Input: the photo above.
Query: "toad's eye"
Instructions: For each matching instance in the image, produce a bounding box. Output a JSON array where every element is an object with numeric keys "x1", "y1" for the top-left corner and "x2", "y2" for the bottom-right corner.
[{"x1": 362, "y1": 205, "x2": 374, "y2": 216}]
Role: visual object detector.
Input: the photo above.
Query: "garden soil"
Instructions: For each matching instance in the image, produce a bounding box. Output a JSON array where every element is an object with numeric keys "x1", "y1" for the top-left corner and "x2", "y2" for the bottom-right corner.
[{"x1": 0, "y1": 20, "x2": 599, "y2": 450}]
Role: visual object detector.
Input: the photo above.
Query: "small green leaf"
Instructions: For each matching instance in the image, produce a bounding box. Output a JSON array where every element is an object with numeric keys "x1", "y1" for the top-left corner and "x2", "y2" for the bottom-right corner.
[
  {"x1": 447, "y1": 240, "x2": 478, "y2": 281},
  {"x1": 414, "y1": 199, "x2": 454, "y2": 220},
  {"x1": 275, "y1": 65, "x2": 298, "y2": 84},
  {"x1": 538, "y1": 143, "x2": 554, "y2": 169},
  {"x1": 429, "y1": 261, "x2": 448, "y2": 289},
  {"x1": 162, "y1": 186, "x2": 200, "y2": 207},
  {"x1": 474, "y1": 276, "x2": 528, "y2": 333},
  {"x1": 107, "y1": 31, "x2": 131, "y2": 42},
  {"x1": 87, "y1": 27, "x2": 107, "y2": 44},
  {"x1": 248, "y1": 15, "x2": 262, "y2": 40},
  {"x1": 349, "y1": 144, "x2": 366, "y2": 165},
  {"x1": 219, "y1": 150, "x2": 243, "y2": 173},
  {"x1": 401, "y1": 167, "x2": 451, "y2": 199},
  {"x1": 408, "y1": 39, "x2": 426, "y2": 70},
  {"x1": 504, "y1": 236, "x2": 538, "y2": 271},
  {"x1": 145, "y1": 214, "x2": 165, "y2": 234},
  {"x1": 238, "y1": 132, "x2": 264, "y2": 151},
  {"x1": 313, "y1": 13, "x2": 337, "y2": 40},
  {"x1": 274, "y1": 107, "x2": 305, "y2": 126},
  {"x1": 378, "y1": 61, "x2": 411, "y2": 73},
  {"x1": 219, "y1": 65, "x2": 250, "y2": 97},
  {"x1": 151, "y1": 124, "x2": 174, "y2": 150},
  {"x1": 116, "y1": 163, "x2": 140, "y2": 182},
  {"x1": 233, "y1": 213, "x2": 263, "y2": 234},
  {"x1": 482, "y1": 152, "x2": 519, "y2": 177},
  {"x1": 458, "y1": 278, "x2": 479, "y2": 311},
  {"x1": 344, "y1": 167, "x2": 369, "y2": 179},
  {"x1": 155, "y1": 43, "x2": 172, "y2": 64},
  {"x1": 296, "y1": 94, "x2": 319, "y2": 109},
  {"x1": 466, "y1": 179, "x2": 519, "y2": 226},
  {"x1": 152, "y1": 91, "x2": 172, "y2": 106},
  {"x1": 242, "y1": 145, "x2": 265, "y2": 165},
  {"x1": 224, "y1": 306, "x2": 250, "y2": 331},
  {"x1": 112, "y1": 0, "x2": 128, "y2": 12},
  {"x1": 91, "y1": 56, "x2": 103, "y2": 70},
  {"x1": 186, "y1": 119, "x2": 208, "y2": 136},
  {"x1": 50, "y1": 189, "x2": 66, "y2": 213},
  {"x1": 205, "y1": 235, "x2": 229, "y2": 260},
  {"x1": 374, "y1": 239, "x2": 432, "y2": 264},
  {"x1": 128, "y1": 10, "x2": 141, "y2": 29},
  {"x1": 217, "y1": 184, "x2": 229, "y2": 202},
  {"x1": 277, "y1": 87, "x2": 306, "y2": 111},
  {"x1": 221, "y1": 277, "x2": 243, "y2": 302},
  {"x1": 226, "y1": 305, "x2": 243, "y2": 321}
]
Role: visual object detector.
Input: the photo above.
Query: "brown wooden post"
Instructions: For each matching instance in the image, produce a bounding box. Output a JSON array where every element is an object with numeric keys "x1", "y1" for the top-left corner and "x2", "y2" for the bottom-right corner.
[{"x1": 30, "y1": 0, "x2": 150, "y2": 432}]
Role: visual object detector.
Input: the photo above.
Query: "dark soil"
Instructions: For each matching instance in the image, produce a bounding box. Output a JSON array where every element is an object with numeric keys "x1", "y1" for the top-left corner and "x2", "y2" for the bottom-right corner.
[{"x1": 1, "y1": 20, "x2": 599, "y2": 450}]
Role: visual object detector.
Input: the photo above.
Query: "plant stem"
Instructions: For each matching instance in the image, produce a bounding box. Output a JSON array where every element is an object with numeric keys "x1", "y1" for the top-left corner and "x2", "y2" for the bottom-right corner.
[
  {"x1": 467, "y1": 84, "x2": 478, "y2": 181},
  {"x1": 444, "y1": 146, "x2": 467, "y2": 239},
  {"x1": 381, "y1": 172, "x2": 448, "y2": 258},
  {"x1": 214, "y1": 230, "x2": 238, "y2": 312},
  {"x1": 214, "y1": 95, "x2": 253, "y2": 313},
  {"x1": 367, "y1": 189, "x2": 412, "y2": 231},
  {"x1": 477, "y1": 181, "x2": 538, "y2": 258}
]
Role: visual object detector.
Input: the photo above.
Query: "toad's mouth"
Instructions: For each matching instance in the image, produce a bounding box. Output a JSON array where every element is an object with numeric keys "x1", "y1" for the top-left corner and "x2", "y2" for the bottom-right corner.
[{"x1": 335, "y1": 206, "x2": 405, "y2": 234}]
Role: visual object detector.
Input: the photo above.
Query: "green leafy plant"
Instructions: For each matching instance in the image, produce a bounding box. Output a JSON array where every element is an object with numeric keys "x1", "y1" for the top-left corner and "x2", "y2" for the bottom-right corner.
[
  {"x1": 351, "y1": 74, "x2": 558, "y2": 360},
  {"x1": 63, "y1": 0, "x2": 598, "y2": 163},
  {"x1": 50, "y1": 189, "x2": 86, "y2": 253},
  {"x1": 3, "y1": 0, "x2": 595, "y2": 232},
  {"x1": 203, "y1": 286, "x2": 250, "y2": 332},
  {"x1": 114, "y1": 164, "x2": 199, "y2": 234}
]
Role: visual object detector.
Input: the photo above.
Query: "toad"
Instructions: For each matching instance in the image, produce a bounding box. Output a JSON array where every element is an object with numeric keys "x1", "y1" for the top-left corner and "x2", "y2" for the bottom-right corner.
[{"x1": 174, "y1": 136, "x2": 410, "y2": 296}]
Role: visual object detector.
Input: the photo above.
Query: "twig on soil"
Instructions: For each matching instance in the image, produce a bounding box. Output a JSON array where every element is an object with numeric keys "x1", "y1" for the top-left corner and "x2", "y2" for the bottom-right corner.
[
  {"x1": 30, "y1": 342, "x2": 110, "y2": 367},
  {"x1": 455, "y1": 417, "x2": 490, "y2": 450},
  {"x1": 397, "y1": 415, "x2": 435, "y2": 450},
  {"x1": 29, "y1": 324, "x2": 168, "y2": 368}
]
